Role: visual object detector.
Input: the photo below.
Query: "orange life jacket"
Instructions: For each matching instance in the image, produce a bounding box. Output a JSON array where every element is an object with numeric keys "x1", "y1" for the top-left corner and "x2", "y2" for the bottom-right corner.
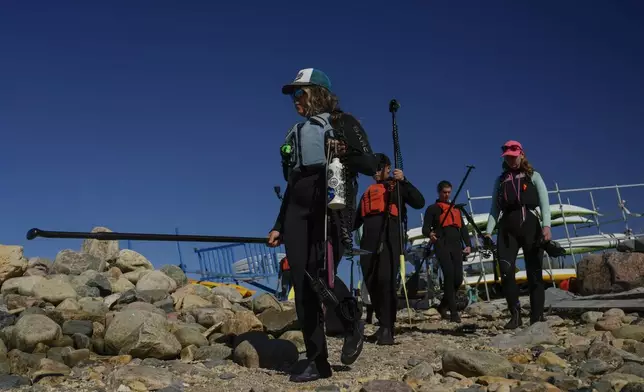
[
  {"x1": 436, "y1": 201, "x2": 462, "y2": 228},
  {"x1": 280, "y1": 257, "x2": 290, "y2": 271},
  {"x1": 360, "y1": 182, "x2": 398, "y2": 217}
]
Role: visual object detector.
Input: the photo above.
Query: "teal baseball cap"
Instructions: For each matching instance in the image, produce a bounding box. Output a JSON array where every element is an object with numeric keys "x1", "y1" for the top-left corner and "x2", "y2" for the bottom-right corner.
[{"x1": 282, "y1": 68, "x2": 332, "y2": 95}]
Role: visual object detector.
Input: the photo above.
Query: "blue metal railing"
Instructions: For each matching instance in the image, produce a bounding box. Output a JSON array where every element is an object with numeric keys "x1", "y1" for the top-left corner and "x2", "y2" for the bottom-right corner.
[{"x1": 193, "y1": 242, "x2": 285, "y2": 292}]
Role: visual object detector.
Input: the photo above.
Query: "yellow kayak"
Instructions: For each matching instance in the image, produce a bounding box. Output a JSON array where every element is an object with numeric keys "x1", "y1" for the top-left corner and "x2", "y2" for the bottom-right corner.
[{"x1": 188, "y1": 279, "x2": 255, "y2": 298}]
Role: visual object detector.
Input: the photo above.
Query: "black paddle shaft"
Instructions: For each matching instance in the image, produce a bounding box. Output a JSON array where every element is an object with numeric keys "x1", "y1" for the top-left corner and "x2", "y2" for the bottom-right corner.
[{"x1": 26, "y1": 228, "x2": 269, "y2": 244}]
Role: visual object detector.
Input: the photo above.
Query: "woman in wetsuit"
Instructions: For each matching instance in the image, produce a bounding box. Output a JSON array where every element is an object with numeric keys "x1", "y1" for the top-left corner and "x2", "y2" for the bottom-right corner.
[
  {"x1": 355, "y1": 153, "x2": 425, "y2": 345},
  {"x1": 484, "y1": 140, "x2": 551, "y2": 329},
  {"x1": 267, "y1": 68, "x2": 378, "y2": 382},
  {"x1": 422, "y1": 180, "x2": 472, "y2": 323}
]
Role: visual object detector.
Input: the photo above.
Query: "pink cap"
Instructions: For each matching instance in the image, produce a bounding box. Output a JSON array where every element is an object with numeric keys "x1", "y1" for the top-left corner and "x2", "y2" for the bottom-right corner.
[{"x1": 501, "y1": 140, "x2": 523, "y2": 157}]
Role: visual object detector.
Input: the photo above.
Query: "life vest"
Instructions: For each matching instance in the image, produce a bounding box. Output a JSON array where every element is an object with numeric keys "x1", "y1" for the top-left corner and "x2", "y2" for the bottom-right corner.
[
  {"x1": 436, "y1": 201, "x2": 462, "y2": 228},
  {"x1": 280, "y1": 257, "x2": 290, "y2": 271},
  {"x1": 360, "y1": 182, "x2": 398, "y2": 217},
  {"x1": 283, "y1": 113, "x2": 335, "y2": 175},
  {"x1": 497, "y1": 171, "x2": 539, "y2": 211}
]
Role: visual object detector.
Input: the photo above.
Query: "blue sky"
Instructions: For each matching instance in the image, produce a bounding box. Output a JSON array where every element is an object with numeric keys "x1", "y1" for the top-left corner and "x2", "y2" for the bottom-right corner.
[{"x1": 1, "y1": 1, "x2": 643, "y2": 292}]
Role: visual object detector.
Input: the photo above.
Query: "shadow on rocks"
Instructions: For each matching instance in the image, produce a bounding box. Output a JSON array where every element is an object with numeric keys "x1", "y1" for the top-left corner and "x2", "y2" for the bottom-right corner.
[{"x1": 231, "y1": 331, "x2": 299, "y2": 372}]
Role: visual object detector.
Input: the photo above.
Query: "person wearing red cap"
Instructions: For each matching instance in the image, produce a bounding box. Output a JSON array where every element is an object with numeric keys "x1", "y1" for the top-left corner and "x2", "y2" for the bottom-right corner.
[{"x1": 483, "y1": 140, "x2": 551, "y2": 329}]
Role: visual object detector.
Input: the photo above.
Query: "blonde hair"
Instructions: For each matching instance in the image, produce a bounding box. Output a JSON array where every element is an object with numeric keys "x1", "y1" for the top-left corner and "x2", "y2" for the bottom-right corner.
[{"x1": 502, "y1": 153, "x2": 534, "y2": 176}]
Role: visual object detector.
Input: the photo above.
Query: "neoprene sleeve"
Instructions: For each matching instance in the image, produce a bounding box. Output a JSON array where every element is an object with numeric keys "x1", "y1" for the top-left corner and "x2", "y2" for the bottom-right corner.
[
  {"x1": 485, "y1": 176, "x2": 502, "y2": 234},
  {"x1": 531, "y1": 171, "x2": 551, "y2": 228}
]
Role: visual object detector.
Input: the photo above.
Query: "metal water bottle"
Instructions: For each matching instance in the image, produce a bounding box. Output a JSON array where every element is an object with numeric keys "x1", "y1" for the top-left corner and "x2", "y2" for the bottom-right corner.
[{"x1": 327, "y1": 157, "x2": 346, "y2": 210}]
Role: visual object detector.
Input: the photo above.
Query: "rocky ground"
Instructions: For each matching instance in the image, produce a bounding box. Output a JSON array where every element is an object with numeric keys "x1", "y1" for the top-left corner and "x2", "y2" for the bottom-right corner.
[{"x1": 2, "y1": 228, "x2": 644, "y2": 392}]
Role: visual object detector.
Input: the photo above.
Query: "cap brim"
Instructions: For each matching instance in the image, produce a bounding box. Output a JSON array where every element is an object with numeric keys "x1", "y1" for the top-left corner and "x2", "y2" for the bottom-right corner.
[
  {"x1": 501, "y1": 150, "x2": 521, "y2": 157},
  {"x1": 281, "y1": 82, "x2": 312, "y2": 95}
]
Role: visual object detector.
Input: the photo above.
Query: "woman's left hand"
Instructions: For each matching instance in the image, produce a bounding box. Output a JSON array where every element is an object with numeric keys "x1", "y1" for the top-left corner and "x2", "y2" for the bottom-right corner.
[
  {"x1": 327, "y1": 139, "x2": 348, "y2": 156},
  {"x1": 542, "y1": 226, "x2": 552, "y2": 242}
]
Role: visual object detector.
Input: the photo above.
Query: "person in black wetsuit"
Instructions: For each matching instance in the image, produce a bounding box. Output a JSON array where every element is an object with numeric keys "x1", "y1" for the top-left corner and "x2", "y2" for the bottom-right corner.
[
  {"x1": 484, "y1": 140, "x2": 552, "y2": 329},
  {"x1": 354, "y1": 153, "x2": 425, "y2": 345},
  {"x1": 267, "y1": 68, "x2": 379, "y2": 382},
  {"x1": 422, "y1": 180, "x2": 472, "y2": 322}
]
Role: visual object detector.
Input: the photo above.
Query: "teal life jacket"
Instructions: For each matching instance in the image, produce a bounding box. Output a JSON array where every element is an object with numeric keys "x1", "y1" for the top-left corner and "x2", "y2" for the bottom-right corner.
[{"x1": 282, "y1": 113, "x2": 335, "y2": 178}]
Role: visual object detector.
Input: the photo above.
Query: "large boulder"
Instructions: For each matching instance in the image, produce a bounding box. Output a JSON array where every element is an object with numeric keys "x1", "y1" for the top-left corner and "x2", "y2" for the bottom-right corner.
[
  {"x1": 606, "y1": 252, "x2": 644, "y2": 292},
  {"x1": 114, "y1": 249, "x2": 154, "y2": 273},
  {"x1": 53, "y1": 249, "x2": 106, "y2": 275},
  {"x1": 104, "y1": 309, "x2": 181, "y2": 359},
  {"x1": 80, "y1": 227, "x2": 120, "y2": 264},
  {"x1": 577, "y1": 252, "x2": 644, "y2": 295},
  {"x1": 0, "y1": 245, "x2": 28, "y2": 285}
]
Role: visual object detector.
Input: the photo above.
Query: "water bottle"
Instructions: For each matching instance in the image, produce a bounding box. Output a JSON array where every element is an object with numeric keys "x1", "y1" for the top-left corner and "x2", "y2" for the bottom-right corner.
[{"x1": 327, "y1": 157, "x2": 346, "y2": 210}]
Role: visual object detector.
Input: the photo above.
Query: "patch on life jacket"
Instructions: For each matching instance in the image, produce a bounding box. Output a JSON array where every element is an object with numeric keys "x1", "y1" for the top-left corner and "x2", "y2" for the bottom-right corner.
[
  {"x1": 437, "y1": 202, "x2": 462, "y2": 228},
  {"x1": 360, "y1": 182, "x2": 398, "y2": 217},
  {"x1": 280, "y1": 257, "x2": 290, "y2": 271}
]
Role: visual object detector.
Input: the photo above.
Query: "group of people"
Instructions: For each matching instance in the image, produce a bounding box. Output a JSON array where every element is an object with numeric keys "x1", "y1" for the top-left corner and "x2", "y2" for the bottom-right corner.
[{"x1": 266, "y1": 68, "x2": 553, "y2": 382}]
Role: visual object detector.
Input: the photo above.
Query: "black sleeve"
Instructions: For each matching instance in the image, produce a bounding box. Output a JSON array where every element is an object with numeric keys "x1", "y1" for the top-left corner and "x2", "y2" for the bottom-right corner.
[
  {"x1": 460, "y1": 215, "x2": 472, "y2": 248},
  {"x1": 335, "y1": 113, "x2": 378, "y2": 176},
  {"x1": 422, "y1": 204, "x2": 440, "y2": 238},
  {"x1": 399, "y1": 179, "x2": 425, "y2": 210},
  {"x1": 271, "y1": 186, "x2": 290, "y2": 233}
]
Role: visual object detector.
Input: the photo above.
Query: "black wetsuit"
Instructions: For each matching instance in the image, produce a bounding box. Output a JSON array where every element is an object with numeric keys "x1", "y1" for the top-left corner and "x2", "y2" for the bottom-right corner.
[
  {"x1": 355, "y1": 178, "x2": 425, "y2": 339},
  {"x1": 486, "y1": 170, "x2": 551, "y2": 327},
  {"x1": 422, "y1": 201, "x2": 472, "y2": 319},
  {"x1": 272, "y1": 112, "x2": 378, "y2": 379}
]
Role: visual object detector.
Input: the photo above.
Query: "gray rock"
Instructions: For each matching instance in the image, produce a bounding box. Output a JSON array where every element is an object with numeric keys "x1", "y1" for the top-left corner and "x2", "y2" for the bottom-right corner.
[
  {"x1": 211, "y1": 286, "x2": 243, "y2": 303},
  {"x1": 194, "y1": 344, "x2": 233, "y2": 361},
  {"x1": 441, "y1": 349, "x2": 513, "y2": 377},
  {"x1": 80, "y1": 226, "x2": 120, "y2": 264},
  {"x1": 11, "y1": 314, "x2": 62, "y2": 352},
  {"x1": 582, "y1": 311, "x2": 604, "y2": 324},
  {"x1": 62, "y1": 320, "x2": 93, "y2": 336},
  {"x1": 160, "y1": 265, "x2": 188, "y2": 288},
  {"x1": 104, "y1": 309, "x2": 181, "y2": 359},
  {"x1": 613, "y1": 325, "x2": 644, "y2": 341},
  {"x1": 257, "y1": 307, "x2": 298, "y2": 336},
  {"x1": 251, "y1": 293, "x2": 281, "y2": 314},
  {"x1": 86, "y1": 274, "x2": 112, "y2": 296},
  {"x1": 53, "y1": 249, "x2": 106, "y2": 275},
  {"x1": 107, "y1": 365, "x2": 176, "y2": 391},
  {"x1": 618, "y1": 363, "x2": 644, "y2": 378},
  {"x1": 75, "y1": 286, "x2": 101, "y2": 298},
  {"x1": 403, "y1": 360, "x2": 434, "y2": 382},
  {"x1": 490, "y1": 322, "x2": 559, "y2": 349},
  {"x1": 360, "y1": 380, "x2": 413, "y2": 392},
  {"x1": 579, "y1": 358, "x2": 612, "y2": 375},
  {"x1": 0, "y1": 374, "x2": 30, "y2": 389},
  {"x1": 173, "y1": 328, "x2": 209, "y2": 348},
  {"x1": 136, "y1": 271, "x2": 177, "y2": 293},
  {"x1": 0, "y1": 276, "x2": 45, "y2": 296},
  {"x1": 114, "y1": 249, "x2": 154, "y2": 273},
  {"x1": 32, "y1": 276, "x2": 78, "y2": 305},
  {"x1": 72, "y1": 333, "x2": 91, "y2": 350}
]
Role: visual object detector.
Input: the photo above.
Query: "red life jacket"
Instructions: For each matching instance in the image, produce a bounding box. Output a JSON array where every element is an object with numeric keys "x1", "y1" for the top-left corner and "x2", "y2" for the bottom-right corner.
[
  {"x1": 436, "y1": 201, "x2": 463, "y2": 228},
  {"x1": 360, "y1": 182, "x2": 398, "y2": 217}
]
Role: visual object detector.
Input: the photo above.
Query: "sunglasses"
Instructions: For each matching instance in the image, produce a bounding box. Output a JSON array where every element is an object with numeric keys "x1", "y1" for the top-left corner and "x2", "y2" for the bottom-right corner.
[
  {"x1": 291, "y1": 88, "x2": 304, "y2": 101},
  {"x1": 501, "y1": 145, "x2": 522, "y2": 152}
]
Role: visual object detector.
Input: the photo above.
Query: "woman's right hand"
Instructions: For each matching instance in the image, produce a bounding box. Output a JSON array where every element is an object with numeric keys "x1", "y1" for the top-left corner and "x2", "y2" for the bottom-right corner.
[
  {"x1": 268, "y1": 230, "x2": 281, "y2": 247},
  {"x1": 429, "y1": 231, "x2": 437, "y2": 243}
]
